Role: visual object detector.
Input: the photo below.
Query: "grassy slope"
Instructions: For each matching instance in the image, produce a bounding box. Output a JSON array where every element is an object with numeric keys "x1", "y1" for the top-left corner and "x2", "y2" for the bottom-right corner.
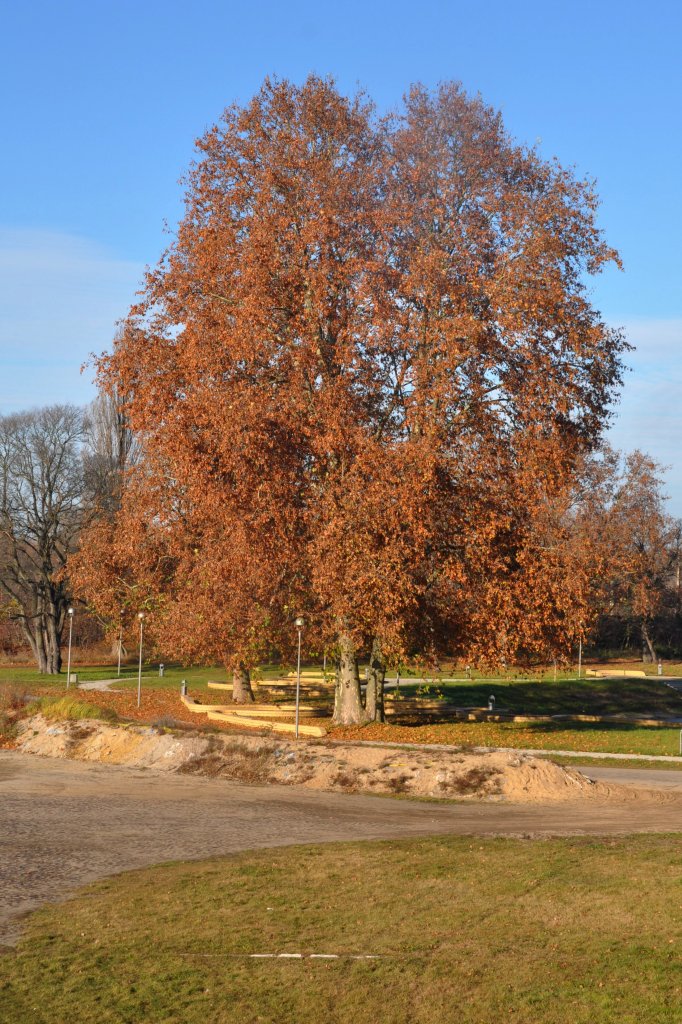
[
  {"x1": 333, "y1": 719, "x2": 682, "y2": 756},
  {"x1": 430, "y1": 677, "x2": 682, "y2": 715},
  {"x1": 1, "y1": 835, "x2": 681, "y2": 1024},
  {"x1": 339, "y1": 675, "x2": 682, "y2": 756}
]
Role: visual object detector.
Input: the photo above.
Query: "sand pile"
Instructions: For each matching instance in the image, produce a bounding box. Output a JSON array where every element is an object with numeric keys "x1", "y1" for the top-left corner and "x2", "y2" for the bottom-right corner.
[{"x1": 16, "y1": 715, "x2": 609, "y2": 803}]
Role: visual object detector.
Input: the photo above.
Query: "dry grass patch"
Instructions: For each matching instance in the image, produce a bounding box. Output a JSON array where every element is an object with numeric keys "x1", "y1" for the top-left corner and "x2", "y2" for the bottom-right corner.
[
  {"x1": 177, "y1": 737, "x2": 277, "y2": 784},
  {"x1": 0, "y1": 685, "x2": 30, "y2": 745}
]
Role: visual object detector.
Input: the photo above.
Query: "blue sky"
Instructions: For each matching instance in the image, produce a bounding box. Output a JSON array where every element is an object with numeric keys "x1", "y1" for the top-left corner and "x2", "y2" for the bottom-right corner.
[{"x1": 1, "y1": 0, "x2": 680, "y2": 507}]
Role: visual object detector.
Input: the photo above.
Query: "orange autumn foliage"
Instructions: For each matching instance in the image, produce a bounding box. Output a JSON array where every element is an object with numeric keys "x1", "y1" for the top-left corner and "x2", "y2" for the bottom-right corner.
[{"x1": 73, "y1": 77, "x2": 626, "y2": 722}]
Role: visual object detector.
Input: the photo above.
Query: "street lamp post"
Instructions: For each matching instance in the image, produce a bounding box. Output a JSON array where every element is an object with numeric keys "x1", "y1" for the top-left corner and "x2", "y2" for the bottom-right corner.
[
  {"x1": 66, "y1": 607, "x2": 74, "y2": 689},
  {"x1": 294, "y1": 616, "x2": 304, "y2": 740},
  {"x1": 578, "y1": 636, "x2": 583, "y2": 679},
  {"x1": 137, "y1": 612, "x2": 145, "y2": 709},
  {"x1": 117, "y1": 608, "x2": 124, "y2": 678}
]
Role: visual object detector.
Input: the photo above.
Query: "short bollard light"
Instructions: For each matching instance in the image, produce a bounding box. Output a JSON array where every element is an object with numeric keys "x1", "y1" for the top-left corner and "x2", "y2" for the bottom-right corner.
[
  {"x1": 488, "y1": 694, "x2": 496, "y2": 711},
  {"x1": 658, "y1": 661, "x2": 663, "y2": 676},
  {"x1": 181, "y1": 680, "x2": 187, "y2": 697},
  {"x1": 159, "y1": 663, "x2": 165, "y2": 678}
]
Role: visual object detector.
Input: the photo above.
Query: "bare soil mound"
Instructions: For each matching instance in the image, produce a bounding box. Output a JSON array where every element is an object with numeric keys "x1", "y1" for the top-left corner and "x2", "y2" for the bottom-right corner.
[{"x1": 17, "y1": 715, "x2": 616, "y2": 803}]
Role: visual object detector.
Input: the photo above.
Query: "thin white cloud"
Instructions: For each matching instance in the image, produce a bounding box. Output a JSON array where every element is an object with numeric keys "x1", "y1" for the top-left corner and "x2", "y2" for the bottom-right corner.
[{"x1": 0, "y1": 228, "x2": 144, "y2": 412}]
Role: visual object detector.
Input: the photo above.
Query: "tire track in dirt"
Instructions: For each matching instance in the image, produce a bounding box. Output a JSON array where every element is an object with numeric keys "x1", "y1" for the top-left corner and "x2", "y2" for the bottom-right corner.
[{"x1": 2, "y1": 751, "x2": 681, "y2": 947}]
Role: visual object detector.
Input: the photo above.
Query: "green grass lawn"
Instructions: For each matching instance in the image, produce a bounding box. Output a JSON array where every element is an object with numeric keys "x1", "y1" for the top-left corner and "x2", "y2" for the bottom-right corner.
[
  {"x1": 4, "y1": 661, "x2": 682, "y2": 711},
  {"x1": 1, "y1": 835, "x2": 681, "y2": 1024},
  {"x1": 429, "y1": 676, "x2": 682, "y2": 716},
  {"x1": 0, "y1": 662, "x2": 288, "y2": 692}
]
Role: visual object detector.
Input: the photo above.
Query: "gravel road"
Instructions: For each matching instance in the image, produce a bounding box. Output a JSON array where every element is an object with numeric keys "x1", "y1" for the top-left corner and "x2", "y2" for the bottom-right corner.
[{"x1": 2, "y1": 751, "x2": 681, "y2": 947}]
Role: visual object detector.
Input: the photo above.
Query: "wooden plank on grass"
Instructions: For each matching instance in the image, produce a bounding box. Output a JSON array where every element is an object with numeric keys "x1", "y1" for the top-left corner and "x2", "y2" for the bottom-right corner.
[{"x1": 270, "y1": 720, "x2": 328, "y2": 737}]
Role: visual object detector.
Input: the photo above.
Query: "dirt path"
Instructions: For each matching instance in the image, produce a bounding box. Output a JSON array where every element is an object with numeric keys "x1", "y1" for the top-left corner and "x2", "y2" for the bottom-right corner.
[
  {"x1": 2, "y1": 751, "x2": 681, "y2": 948},
  {"x1": 77, "y1": 678, "x2": 134, "y2": 692}
]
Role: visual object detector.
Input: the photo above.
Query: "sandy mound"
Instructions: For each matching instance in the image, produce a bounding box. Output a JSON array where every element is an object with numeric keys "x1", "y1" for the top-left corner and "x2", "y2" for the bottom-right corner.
[{"x1": 17, "y1": 715, "x2": 611, "y2": 803}]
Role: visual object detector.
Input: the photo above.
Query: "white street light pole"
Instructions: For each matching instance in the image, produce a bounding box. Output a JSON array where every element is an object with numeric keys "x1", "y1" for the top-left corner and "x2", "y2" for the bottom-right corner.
[
  {"x1": 578, "y1": 636, "x2": 583, "y2": 679},
  {"x1": 66, "y1": 607, "x2": 74, "y2": 689},
  {"x1": 295, "y1": 617, "x2": 304, "y2": 740},
  {"x1": 137, "y1": 612, "x2": 145, "y2": 708},
  {"x1": 117, "y1": 608, "x2": 124, "y2": 678}
]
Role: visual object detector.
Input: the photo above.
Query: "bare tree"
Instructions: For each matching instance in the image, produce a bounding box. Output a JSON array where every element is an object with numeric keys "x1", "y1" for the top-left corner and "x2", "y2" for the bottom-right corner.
[
  {"x1": 81, "y1": 388, "x2": 139, "y2": 658},
  {"x1": 83, "y1": 388, "x2": 138, "y2": 516},
  {"x1": 0, "y1": 405, "x2": 88, "y2": 673}
]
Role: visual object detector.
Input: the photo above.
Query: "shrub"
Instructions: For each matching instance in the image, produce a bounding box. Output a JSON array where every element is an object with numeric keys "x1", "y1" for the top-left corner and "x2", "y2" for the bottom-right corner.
[
  {"x1": 150, "y1": 716, "x2": 186, "y2": 732},
  {"x1": 28, "y1": 696, "x2": 118, "y2": 723}
]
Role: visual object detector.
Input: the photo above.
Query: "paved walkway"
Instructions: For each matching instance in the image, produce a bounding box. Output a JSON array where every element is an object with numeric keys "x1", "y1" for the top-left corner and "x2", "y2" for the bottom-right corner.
[
  {"x1": 329, "y1": 739, "x2": 682, "y2": 763},
  {"x1": 581, "y1": 766, "x2": 682, "y2": 790},
  {"x1": 78, "y1": 676, "x2": 152, "y2": 692},
  {"x1": 2, "y1": 751, "x2": 682, "y2": 948}
]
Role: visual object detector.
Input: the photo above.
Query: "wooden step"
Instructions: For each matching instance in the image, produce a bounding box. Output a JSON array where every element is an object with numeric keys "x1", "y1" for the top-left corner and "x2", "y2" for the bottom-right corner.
[
  {"x1": 181, "y1": 695, "x2": 323, "y2": 717},
  {"x1": 585, "y1": 669, "x2": 647, "y2": 679},
  {"x1": 259, "y1": 686, "x2": 330, "y2": 698},
  {"x1": 206, "y1": 710, "x2": 327, "y2": 737},
  {"x1": 181, "y1": 695, "x2": 223, "y2": 714}
]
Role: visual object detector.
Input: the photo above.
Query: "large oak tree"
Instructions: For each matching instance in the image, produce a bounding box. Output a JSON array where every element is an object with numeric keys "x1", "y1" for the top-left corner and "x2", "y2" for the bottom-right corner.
[{"x1": 81, "y1": 77, "x2": 626, "y2": 719}]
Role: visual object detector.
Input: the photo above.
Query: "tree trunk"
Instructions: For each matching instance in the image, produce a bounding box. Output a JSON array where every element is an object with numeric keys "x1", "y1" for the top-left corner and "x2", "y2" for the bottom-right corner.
[
  {"x1": 232, "y1": 662, "x2": 255, "y2": 703},
  {"x1": 333, "y1": 633, "x2": 366, "y2": 725},
  {"x1": 111, "y1": 638, "x2": 127, "y2": 659},
  {"x1": 44, "y1": 607, "x2": 63, "y2": 675},
  {"x1": 22, "y1": 617, "x2": 48, "y2": 674},
  {"x1": 364, "y1": 638, "x2": 386, "y2": 723},
  {"x1": 641, "y1": 620, "x2": 657, "y2": 664},
  {"x1": 20, "y1": 593, "x2": 54, "y2": 674}
]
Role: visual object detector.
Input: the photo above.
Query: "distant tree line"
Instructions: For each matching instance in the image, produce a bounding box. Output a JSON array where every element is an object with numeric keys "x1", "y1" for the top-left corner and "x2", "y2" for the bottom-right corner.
[{"x1": 0, "y1": 392, "x2": 134, "y2": 673}]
